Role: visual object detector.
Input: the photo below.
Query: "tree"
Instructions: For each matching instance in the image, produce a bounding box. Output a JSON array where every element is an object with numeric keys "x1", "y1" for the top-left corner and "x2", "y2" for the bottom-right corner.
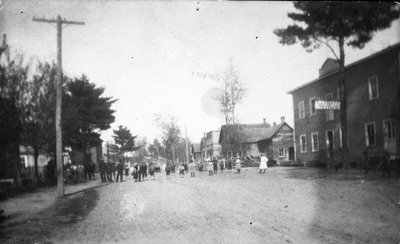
[
  {"x1": 132, "y1": 137, "x2": 148, "y2": 163},
  {"x1": 154, "y1": 114, "x2": 181, "y2": 164},
  {"x1": 214, "y1": 59, "x2": 246, "y2": 124},
  {"x1": 21, "y1": 61, "x2": 58, "y2": 181},
  {"x1": 0, "y1": 48, "x2": 29, "y2": 186},
  {"x1": 148, "y1": 139, "x2": 165, "y2": 159},
  {"x1": 273, "y1": 2, "x2": 400, "y2": 164},
  {"x1": 113, "y1": 125, "x2": 140, "y2": 162},
  {"x1": 64, "y1": 75, "x2": 116, "y2": 161}
]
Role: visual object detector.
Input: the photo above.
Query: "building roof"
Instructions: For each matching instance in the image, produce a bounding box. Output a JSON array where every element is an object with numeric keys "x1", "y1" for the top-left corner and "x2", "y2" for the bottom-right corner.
[
  {"x1": 219, "y1": 122, "x2": 292, "y2": 144},
  {"x1": 287, "y1": 42, "x2": 400, "y2": 94},
  {"x1": 191, "y1": 143, "x2": 201, "y2": 153}
]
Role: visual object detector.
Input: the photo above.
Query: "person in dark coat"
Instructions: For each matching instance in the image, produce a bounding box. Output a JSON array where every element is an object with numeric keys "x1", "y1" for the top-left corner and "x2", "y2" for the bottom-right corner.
[
  {"x1": 116, "y1": 160, "x2": 124, "y2": 182},
  {"x1": 111, "y1": 162, "x2": 116, "y2": 180},
  {"x1": 213, "y1": 157, "x2": 218, "y2": 174},
  {"x1": 165, "y1": 163, "x2": 171, "y2": 178},
  {"x1": 89, "y1": 161, "x2": 95, "y2": 180},
  {"x1": 132, "y1": 163, "x2": 139, "y2": 182},
  {"x1": 219, "y1": 159, "x2": 224, "y2": 173},
  {"x1": 99, "y1": 160, "x2": 107, "y2": 182},
  {"x1": 106, "y1": 162, "x2": 113, "y2": 182},
  {"x1": 382, "y1": 149, "x2": 391, "y2": 177}
]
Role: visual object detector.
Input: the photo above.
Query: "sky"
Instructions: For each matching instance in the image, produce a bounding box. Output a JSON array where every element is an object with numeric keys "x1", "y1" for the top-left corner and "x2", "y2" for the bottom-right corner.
[{"x1": 1, "y1": 1, "x2": 399, "y2": 145}]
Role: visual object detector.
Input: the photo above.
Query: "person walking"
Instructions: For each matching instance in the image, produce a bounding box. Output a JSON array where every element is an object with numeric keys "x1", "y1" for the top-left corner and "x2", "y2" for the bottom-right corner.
[
  {"x1": 99, "y1": 160, "x2": 107, "y2": 182},
  {"x1": 259, "y1": 154, "x2": 268, "y2": 174},
  {"x1": 235, "y1": 157, "x2": 242, "y2": 174},
  {"x1": 106, "y1": 162, "x2": 113, "y2": 182},
  {"x1": 178, "y1": 163, "x2": 185, "y2": 177},
  {"x1": 116, "y1": 160, "x2": 124, "y2": 182},
  {"x1": 189, "y1": 160, "x2": 196, "y2": 177},
  {"x1": 165, "y1": 163, "x2": 171, "y2": 179},
  {"x1": 219, "y1": 158, "x2": 225, "y2": 173},
  {"x1": 148, "y1": 162, "x2": 156, "y2": 180},
  {"x1": 213, "y1": 157, "x2": 218, "y2": 174},
  {"x1": 132, "y1": 162, "x2": 139, "y2": 182},
  {"x1": 207, "y1": 157, "x2": 213, "y2": 175}
]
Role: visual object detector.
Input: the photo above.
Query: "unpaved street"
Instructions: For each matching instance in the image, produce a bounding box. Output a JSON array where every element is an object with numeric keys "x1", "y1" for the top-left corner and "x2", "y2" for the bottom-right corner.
[{"x1": 1, "y1": 167, "x2": 398, "y2": 244}]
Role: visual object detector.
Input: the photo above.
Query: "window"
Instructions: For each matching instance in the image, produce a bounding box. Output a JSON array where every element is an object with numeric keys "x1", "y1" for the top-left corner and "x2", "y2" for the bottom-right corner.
[
  {"x1": 325, "y1": 93, "x2": 334, "y2": 121},
  {"x1": 278, "y1": 148, "x2": 284, "y2": 158},
  {"x1": 365, "y1": 122, "x2": 376, "y2": 146},
  {"x1": 339, "y1": 128, "x2": 343, "y2": 148},
  {"x1": 298, "y1": 101, "x2": 305, "y2": 119},
  {"x1": 300, "y1": 134, "x2": 307, "y2": 153},
  {"x1": 368, "y1": 76, "x2": 379, "y2": 100},
  {"x1": 309, "y1": 97, "x2": 316, "y2": 116},
  {"x1": 311, "y1": 132, "x2": 319, "y2": 152},
  {"x1": 384, "y1": 120, "x2": 396, "y2": 139}
]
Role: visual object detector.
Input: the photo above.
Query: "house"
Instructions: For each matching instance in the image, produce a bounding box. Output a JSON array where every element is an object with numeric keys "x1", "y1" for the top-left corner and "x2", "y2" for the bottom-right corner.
[
  {"x1": 201, "y1": 130, "x2": 221, "y2": 159},
  {"x1": 218, "y1": 118, "x2": 294, "y2": 163},
  {"x1": 287, "y1": 43, "x2": 400, "y2": 166},
  {"x1": 190, "y1": 143, "x2": 202, "y2": 163}
]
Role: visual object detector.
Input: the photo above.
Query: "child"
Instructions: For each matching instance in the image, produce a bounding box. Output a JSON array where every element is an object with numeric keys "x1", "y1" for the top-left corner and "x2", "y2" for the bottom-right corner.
[{"x1": 189, "y1": 160, "x2": 196, "y2": 177}]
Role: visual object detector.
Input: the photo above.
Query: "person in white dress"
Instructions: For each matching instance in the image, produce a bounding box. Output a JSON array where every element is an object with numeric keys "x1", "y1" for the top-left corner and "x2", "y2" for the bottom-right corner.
[{"x1": 259, "y1": 154, "x2": 268, "y2": 174}]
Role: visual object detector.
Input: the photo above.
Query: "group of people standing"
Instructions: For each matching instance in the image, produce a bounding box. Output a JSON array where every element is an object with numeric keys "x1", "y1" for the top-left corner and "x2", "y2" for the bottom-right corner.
[
  {"x1": 131, "y1": 162, "x2": 156, "y2": 182},
  {"x1": 165, "y1": 160, "x2": 197, "y2": 178},
  {"x1": 99, "y1": 160, "x2": 126, "y2": 183}
]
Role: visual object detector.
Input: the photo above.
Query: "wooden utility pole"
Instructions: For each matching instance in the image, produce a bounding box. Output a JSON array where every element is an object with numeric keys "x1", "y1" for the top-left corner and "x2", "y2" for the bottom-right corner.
[
  {"x1": 33, "y1": 15, "x2": 84, "y2": 196},
  {"x1": 185, "y1": 125, "x2": 189, "y2": 164}
]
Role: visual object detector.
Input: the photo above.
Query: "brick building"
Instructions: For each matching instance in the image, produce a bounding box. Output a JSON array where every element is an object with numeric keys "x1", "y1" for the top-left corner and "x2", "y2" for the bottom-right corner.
[{"x1": 288, "y1": 43, "x2": 399, "y2": 166}]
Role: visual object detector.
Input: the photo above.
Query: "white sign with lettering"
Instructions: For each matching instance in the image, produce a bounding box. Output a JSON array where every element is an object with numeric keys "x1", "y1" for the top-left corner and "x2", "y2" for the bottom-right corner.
[{"x1": 315, "y1": 100, "x2": 340, "y2": 110}]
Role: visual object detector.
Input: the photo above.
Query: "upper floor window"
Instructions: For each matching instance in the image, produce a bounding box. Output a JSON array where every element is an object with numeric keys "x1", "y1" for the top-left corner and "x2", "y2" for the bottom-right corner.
[
  {"x1": 309, "y1": 97, "x2": 316, "y2": 116},
  {"x1": 298, "y1": 101, "x2": 305, "y2": 119},
  {"x1": 300, "y1": 134, "x2": 307, "y2": 153},
  {"x1": 325, "y1": 93, "x2": 334, "y2": 121},
  {"x1": 368, "y1": 76, "x2": 379, "y2": 100},
  {"x1": 311, "y1": 132, "x2": 319, "y2": 152},
  {"x1": 365, "y1": 122, "x2": 376, "y2": 146}
]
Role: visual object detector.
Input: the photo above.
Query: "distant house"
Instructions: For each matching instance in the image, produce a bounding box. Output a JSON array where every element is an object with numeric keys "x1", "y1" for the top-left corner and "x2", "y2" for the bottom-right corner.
[
  {"x1": 190, "y1": 143, "x2": 202, "y2": 164},
  {"x1": 287, "y1": 43, "x2": 399, "y2": 165},
  {"x1": 219, "y1": 117, "x2": 294, "y2": 163}
]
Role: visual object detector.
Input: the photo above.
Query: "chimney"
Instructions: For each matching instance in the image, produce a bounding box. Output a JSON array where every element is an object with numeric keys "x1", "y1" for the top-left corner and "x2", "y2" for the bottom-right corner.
[
  {"x1": 263, "y1": 118, "x2": 266, "y2": 124},
  {"x1": 281, "y1": 116, "x2": 285, "y2": 123},
  {"x1": 273, "y1": 122, "x2": 277, "y2": 126}
]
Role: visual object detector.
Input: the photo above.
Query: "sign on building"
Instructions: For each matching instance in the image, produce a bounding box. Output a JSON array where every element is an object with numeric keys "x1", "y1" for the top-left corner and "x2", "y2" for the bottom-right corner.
[{"x1": 315, "y1": 100, "x2": 340, "y2": 110}]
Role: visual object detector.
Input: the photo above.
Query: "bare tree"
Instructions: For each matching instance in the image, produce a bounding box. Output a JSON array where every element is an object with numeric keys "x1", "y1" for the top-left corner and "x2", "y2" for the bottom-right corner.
[{"x1": 214, "y1": 59, "x2": 246, "y2": 124}]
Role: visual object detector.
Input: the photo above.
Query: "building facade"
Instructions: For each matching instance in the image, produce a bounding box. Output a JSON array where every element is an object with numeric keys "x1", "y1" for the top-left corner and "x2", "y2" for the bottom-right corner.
[
  {"x1": 219, "y1": 118, "x2": 294, "y2": 163},
  {"x1": 288, "y1": 43, "x2": 400, "y2": 165},
  {"x1": 190, "y1": 143, "x2": 202, "y2": 164}
]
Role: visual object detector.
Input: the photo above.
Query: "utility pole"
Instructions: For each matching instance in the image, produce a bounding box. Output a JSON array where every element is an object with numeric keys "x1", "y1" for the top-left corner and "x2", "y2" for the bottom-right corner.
[
  {"x1": 185, "y1": 125, "x2": 189, "y2": 164},
  {"x1": 33, "y1": 15, "x2": 84, "y2": 196}
]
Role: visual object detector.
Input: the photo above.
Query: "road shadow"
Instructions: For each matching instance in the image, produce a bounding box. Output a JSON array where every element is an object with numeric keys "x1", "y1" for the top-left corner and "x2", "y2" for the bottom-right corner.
[
  {"x1": 284, "y1": 166, "x2": 399, "y2": 243},
  {"x1": 55, "y1": 189, "x2": 99, "y2": 225},
  {"x1": 0, "y1": 189, "x2": 99, "y2": 243}
]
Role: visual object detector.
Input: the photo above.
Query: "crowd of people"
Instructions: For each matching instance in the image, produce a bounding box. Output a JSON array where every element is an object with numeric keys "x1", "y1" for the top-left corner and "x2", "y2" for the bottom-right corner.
[{"x1": 73, "y1": 154, "x2": 272, "y2": 185}]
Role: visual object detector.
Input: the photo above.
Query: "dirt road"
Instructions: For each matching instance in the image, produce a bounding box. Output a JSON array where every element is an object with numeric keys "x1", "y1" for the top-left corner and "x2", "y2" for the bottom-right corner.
[{"x1": 1, "y1": 167, "x2": 398, "y2": 243}]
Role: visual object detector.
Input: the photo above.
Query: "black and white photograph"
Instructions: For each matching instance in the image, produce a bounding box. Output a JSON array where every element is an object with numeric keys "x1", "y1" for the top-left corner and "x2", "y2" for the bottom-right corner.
[{"x1": 0, "y1": 1, "x2": 399, "y2": 243}]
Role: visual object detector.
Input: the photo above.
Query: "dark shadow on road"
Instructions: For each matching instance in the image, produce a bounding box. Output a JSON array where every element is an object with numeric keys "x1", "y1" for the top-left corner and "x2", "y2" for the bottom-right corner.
[
  {"x1": 55, "y1": 189, "x2": 99, "y2": 225},
  {"x1": 0, "y1": 189, "x2": 99, "y2": 243},
  {"x1": 64, "y1": 182, "x2": 111, "y2": 197}
]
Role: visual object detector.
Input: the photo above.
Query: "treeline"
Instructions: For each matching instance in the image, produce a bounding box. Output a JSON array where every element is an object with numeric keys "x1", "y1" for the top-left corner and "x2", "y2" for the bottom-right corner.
[{"x1": 0, "y1": 46, "x2": 116, "y2": 181}]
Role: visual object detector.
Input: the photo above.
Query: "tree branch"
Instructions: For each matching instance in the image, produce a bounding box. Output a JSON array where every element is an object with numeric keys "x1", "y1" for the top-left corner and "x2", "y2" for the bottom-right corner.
[{"x1": 315, "y1": 37, "x2": 339, "y2": 61}]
